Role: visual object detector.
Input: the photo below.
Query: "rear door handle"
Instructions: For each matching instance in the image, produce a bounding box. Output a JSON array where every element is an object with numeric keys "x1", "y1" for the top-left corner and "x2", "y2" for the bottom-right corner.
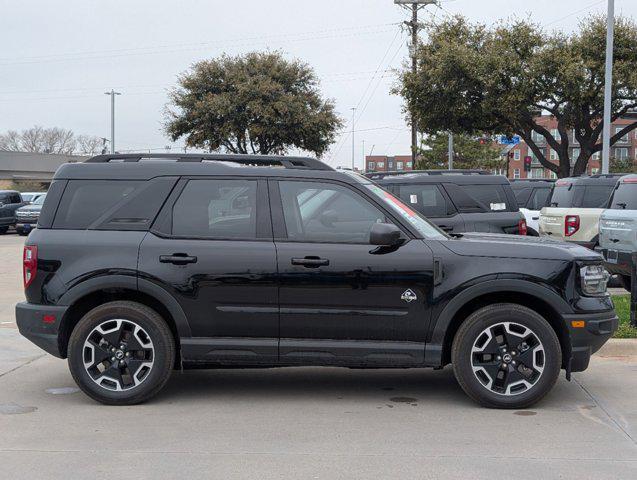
[
  {"x1": 438, "y1": 225, "x2": 453, "y2": 232},
  {"x1": 159, "y1": 253, "x2": 198, "y2": 265},
  {"x1": 291, "y1": 257, "x2": 330, "y2": 268}
]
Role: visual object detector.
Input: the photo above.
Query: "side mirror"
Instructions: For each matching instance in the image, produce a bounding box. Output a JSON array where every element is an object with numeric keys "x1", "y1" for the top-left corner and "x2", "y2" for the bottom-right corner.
[{"x1": 370, "y1": 222, "x2": 402, "y2": 246}]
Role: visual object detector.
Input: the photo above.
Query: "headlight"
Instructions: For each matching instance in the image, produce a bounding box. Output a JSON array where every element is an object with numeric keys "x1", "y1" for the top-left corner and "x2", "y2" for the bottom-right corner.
[{"x1": 580, "y1": 264, "x2": 610, "y2": 296}]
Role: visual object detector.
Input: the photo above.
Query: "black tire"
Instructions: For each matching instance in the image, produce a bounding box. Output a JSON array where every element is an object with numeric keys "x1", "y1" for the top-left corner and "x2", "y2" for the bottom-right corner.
[
  {"x1": 68, "y1": 301, "x2": 175, "y2": 405},
  {"x1": 452, "y1": 303, "x2": 561, "y2": 409},
  {"x1": 621, "y1": 275, "x2": 632, "y2": 291},
  {"x1": 0, "y1": 227, "x2": 7, "y2": 235},
  {"x1": 17, "y1": 229, "x2": 27, "y2": 236}
]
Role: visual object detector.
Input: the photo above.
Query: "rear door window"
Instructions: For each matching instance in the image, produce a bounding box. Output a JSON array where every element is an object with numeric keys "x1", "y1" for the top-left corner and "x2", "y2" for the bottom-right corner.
[
  {"x1": 457, "y1": 184, "x2": 511, "y2": 212},
  {"x1": 512, "y1": 187, "x2": 532, "y2": 208},
  {"x1": 610, "y1": 183, "x2": 637, "y2": 210},
  {"x1": 172, "y1": 179, "x2": 258, "y2": 239},
  {"x1": 396, "y1": 184, "x2": 451, "y2": 217},
  {"x1": 54, "y1": 180, "x2": 141, "y2": 229}
]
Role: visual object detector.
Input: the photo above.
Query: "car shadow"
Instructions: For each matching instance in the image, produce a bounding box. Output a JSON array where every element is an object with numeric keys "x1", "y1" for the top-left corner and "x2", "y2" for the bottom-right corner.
[{"x1": 158, "y1": 365, "x2": 475, "y2": 407}]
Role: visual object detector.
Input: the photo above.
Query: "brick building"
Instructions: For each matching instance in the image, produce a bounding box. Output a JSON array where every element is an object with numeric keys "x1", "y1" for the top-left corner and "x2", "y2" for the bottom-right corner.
[
  {"x1": 506, "y1": 114, "x2": 637, "y2": 179},
  {"x1": 365, "y1": 155, "x2": 414, "y2": 173}
]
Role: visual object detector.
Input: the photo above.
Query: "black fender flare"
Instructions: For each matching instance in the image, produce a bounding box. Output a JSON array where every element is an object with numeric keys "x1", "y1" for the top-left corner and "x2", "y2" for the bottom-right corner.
[
  {"x1": 429, "y1": 279, "x2": 571, "y2": 347},
  {"x1": 58, "y1": 274, "x2": 192, "y2": 338}
]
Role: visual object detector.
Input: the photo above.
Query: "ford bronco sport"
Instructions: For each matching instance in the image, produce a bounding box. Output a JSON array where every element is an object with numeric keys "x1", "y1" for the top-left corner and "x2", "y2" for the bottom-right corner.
[
  {"x1": 16, "y1": 154, "x2": 617, "y2": 408},
  {"x1": 539, "y1": 174, "x2": 624, "y2": 249},
  {"x1": 365, "y1": 171, "x2": 526, "y2": 235},
  {"x1": 599, "y1": 174, "x2": 637, "y2": 290}
]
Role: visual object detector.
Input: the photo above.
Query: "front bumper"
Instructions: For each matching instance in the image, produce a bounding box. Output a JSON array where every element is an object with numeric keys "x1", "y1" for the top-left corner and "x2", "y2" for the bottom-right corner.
[
  {"x1": 563, "y1": 310, "x2": 619, "y2": 372},
  {"x1": 596, "y1": 247, "x2": 633, "y2": 276},
  {"x1": 16, "y1": 302, "x2": 69, "y2": 358}
]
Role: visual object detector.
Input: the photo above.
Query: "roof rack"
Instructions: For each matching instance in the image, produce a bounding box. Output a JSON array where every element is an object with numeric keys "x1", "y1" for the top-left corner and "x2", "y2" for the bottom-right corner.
[
  {"x1": 365, "y1": 169, "x2": 492, "y2": 179},
  {"x1": 84, "y1": 153, "x2": 333, "y2": 171}
]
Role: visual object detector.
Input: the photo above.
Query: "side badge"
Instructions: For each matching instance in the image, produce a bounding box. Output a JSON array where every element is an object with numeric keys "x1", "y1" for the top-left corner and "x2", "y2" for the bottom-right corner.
[{"x1": 401, "y1": 289, "x2": 417, "y2": 303}]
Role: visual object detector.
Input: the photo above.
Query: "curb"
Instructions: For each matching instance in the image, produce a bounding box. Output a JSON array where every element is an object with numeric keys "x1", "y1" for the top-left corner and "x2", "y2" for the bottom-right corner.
[{"x1": 595, "y1": 338, "x2": 637, "y2": 357}]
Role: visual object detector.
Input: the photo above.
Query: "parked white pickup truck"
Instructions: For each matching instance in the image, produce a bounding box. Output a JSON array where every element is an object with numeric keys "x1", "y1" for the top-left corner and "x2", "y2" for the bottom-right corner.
[
  {"x1": 539, "y1": 175, "x2": 624, "y2": 249},
  {"x1": 598, "y1": 174, "x2": 637, "y2": 289}
]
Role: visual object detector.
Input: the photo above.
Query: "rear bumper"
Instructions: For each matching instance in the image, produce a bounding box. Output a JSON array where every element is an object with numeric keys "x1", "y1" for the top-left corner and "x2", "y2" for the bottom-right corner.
[
  {"x1": 596, "y1": 247, "x2": 633, "y2": 276},
  {"x1": 16, "y1": 302, "x2": 69, "y2": 358},
  {"x1": 563, "y1": 310, "x2": 619, "y2": 372}
]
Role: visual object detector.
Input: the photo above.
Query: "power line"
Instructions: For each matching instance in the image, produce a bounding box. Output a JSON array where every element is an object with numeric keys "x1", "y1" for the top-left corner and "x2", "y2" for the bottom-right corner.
[
  {"x1": 0, "y1": 24, "x2": 398, "y2": 66},
  {"x1": 544, "y1": 0, "x2": 606, "y2": 27}
]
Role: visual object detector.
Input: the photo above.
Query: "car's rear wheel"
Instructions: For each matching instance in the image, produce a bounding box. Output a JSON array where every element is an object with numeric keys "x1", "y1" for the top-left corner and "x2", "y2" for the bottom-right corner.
[
  {"x1": 0, "y1": 227, "x2": 7, "y2": 235},
  {"x1": 68, "y1": 301, "x2": 174, "y2": 405},
  {"x1": 452, "y1": 303, "x2": 561, "y2": 409},
  {"x1": 621, "y1": 275, "x2": 632, "y2": 291}
]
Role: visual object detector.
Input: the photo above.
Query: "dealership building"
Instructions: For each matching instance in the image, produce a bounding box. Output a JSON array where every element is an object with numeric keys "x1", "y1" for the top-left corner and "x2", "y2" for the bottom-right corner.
[{"x1": 0, "y1": 151, "x2": 87, "y2": 188}]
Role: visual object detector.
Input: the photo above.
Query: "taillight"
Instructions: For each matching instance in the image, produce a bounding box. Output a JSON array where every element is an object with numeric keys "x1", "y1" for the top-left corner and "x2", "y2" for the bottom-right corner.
[
  {"x1": 518, "y1": 219, "x2": 527, "y2": 236},
  {"x1": 565, "y1": 215, "x2": 580, "y2": 237},
  {"x1": 23, "y1": 245, "x2": 37, "y2": 289}
]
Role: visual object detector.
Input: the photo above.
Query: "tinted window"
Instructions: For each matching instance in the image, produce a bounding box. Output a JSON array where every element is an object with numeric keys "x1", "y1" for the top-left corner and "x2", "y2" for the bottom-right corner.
[
  {"x1": 172, "y1": 179, "x2": 257, "y2": 238},
  {"x1": 581, "y1": 185, "x2": 613, "y2": 208},
  {"x1": 610, "y1": 183, "x2": 637, "y2": 210},
  {"x1": 458, "y1": 185, "x2": 511, "y2": 211},
  {"x1": 548, "y1": 184, "x2": 577, "y2": 207},
  {"x1": 10, "y1": 194, "x2": 21, "y2": 204},
  {"x1": 528, "y1": 188, "x2": 551, "y2": 210},
  {"x1": 396, "y1": 184, "x2": 449, "y2": 217},
  {"x1": 54, "y1": 181, "x2": 140, "y2": 229},
  {"x1": 513, "y1": 187, "x2": 532, "y2": 208},
  {"x1": 279, "y1": 181, "x2": 385, "y2": 243}
]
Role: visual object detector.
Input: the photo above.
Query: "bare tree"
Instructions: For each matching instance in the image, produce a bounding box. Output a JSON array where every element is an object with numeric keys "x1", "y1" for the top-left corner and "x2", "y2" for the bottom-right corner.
[
  {"x1": 0, "y1": 130, "x2": 21, "y2": 151},
  {"x1": 76, "y1": 135, "x2": 105, "y2": 155},
  {"x1": 0, "y1": 126, "x2": 77, "y2": 154}
]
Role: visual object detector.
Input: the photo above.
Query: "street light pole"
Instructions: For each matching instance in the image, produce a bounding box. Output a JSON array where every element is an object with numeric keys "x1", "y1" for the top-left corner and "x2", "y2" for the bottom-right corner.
[
  {"x1": 602, "y1": 0, "x2": 615, "y2": 174},
  {"x1": 104, "y1": 89, "x2": 122, "y2": 154},
  {"x1": 448, "y1": 132, "x2": 454, "y2": 170}
]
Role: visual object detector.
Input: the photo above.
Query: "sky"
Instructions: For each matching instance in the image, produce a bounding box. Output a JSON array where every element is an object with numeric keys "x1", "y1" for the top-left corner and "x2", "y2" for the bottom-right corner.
[{"x1": 1, "y1": 0, "x2": 635, "y2": 169}]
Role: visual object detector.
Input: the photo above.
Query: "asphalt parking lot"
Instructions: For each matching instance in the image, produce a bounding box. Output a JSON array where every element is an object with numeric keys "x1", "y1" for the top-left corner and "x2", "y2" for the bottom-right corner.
[{"x1": 1, "y1": 234, "x2": 636, "y2": 479}]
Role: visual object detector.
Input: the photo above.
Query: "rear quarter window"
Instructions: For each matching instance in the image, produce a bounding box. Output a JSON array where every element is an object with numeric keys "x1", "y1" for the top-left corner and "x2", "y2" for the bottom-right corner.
[{"x1": 53, "y1": 180, "x2": 141, "y2": 229}]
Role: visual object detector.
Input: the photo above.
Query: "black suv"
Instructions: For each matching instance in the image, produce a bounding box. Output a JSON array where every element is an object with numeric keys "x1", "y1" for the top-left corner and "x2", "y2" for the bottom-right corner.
[
  {"x1": 17, "y1": 154, "x2": 617, "y2": 408},
  {"x1": 0, "y1": 190, "x2": 27, "y2": 234},
  {"x1": 365, "y1": 171, "x2": 526, "y2": 235}
]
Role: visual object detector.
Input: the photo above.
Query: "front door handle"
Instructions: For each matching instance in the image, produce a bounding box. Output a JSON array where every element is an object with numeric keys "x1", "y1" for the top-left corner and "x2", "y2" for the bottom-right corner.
[
  {"x1": 291, "y1": 256, "x2": 330, "y2": 268},
  {"x1": 159, "y1": 253, "x2": 198, "y2": 265}
]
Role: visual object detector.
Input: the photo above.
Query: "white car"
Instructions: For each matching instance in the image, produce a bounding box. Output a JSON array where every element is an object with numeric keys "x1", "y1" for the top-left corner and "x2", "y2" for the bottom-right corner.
[{"x1": 510, "y1": 179, "x2": 554, "y2": 236}]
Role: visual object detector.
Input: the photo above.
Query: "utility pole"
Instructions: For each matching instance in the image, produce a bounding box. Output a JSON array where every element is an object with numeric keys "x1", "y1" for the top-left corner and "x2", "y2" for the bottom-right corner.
[
  {"x1": 104, "y1": 89, "x2": 122, "y2": 154},
  {"x1": 602, "y1": 0, "x2": 615, "y2": 174},
  {"x1": 351, "y1": 107, "x2": 357, "y2": 170},
  {"x1": 362, "y1": 140, "x2": 365, "y2": 172},
  {"x1": 394, "y1": 1, "x2": 439, "y2": 165},
  {"x1": 448, "y1": 132, "x2": 454, "y2": 170}
]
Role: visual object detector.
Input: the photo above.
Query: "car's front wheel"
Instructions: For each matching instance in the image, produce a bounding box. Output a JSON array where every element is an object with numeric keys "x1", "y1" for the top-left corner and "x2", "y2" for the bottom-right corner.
[
  {"x1": 452, "y1": 303, "x2": 561, "y2": 409},
  {"x1": 68, "y1": 301, "x2": 175, "y2": 405}
]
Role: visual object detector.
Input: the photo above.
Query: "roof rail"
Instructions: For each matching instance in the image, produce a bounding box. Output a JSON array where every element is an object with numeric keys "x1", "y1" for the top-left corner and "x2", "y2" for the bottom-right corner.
[
  {"x1": 365, "y1": 169, "x2": 492, "y2": 179},
  {"x1": 84, "y1": 153, "x2": 333, "y2": 171}
]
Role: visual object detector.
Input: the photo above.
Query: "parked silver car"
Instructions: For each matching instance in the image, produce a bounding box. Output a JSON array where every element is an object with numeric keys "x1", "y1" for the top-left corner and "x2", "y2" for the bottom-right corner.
[{"x1": 598, "y1": 174, "x2": 637, "y2": 289}]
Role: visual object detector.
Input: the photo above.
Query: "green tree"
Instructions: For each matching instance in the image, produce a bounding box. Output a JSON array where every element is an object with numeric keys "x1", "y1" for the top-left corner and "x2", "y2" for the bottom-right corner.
[
  {"x1": 417, "y1": 133, "x2": 504, "y2": 171},
  {"x1": 396, "y1": 15, "x2": 637, "y2": 177},
  {"x1": 610, "y1": 156, "x2": 637, "y2": 174},
  {"x1": 165, "y1": 51, "x2": 343, "y2": 157}
]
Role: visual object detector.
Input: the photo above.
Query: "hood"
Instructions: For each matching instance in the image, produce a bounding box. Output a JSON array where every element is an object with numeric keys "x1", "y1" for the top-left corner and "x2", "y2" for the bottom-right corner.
[
  {"x1": 441, "y1": 232, "x2": 601, "y2": 261},
  {"x1": 16, "y1": 204, "x2": 43, "y2": 213}
]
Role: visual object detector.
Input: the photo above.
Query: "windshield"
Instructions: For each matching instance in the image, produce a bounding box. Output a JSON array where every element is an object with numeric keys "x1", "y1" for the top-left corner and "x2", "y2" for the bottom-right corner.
[
  {"x1": 610, "y1": 182, "x2": 637, "y2": 210},
  {"x1": 363, "y1": 184, "x2": 448, "y2": 240},
  {"x1": 33, "y1": 195, "x2": 46, "y2": 205}
]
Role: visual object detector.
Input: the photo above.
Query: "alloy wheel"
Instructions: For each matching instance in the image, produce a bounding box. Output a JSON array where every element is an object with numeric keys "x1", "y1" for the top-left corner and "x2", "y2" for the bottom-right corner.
[
  {"x1": 471, "y1": 321, "x2": 545, "y2": 396},
  {"x1": 82, "y1": 319, "x2": 154, "y2": 392}
]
